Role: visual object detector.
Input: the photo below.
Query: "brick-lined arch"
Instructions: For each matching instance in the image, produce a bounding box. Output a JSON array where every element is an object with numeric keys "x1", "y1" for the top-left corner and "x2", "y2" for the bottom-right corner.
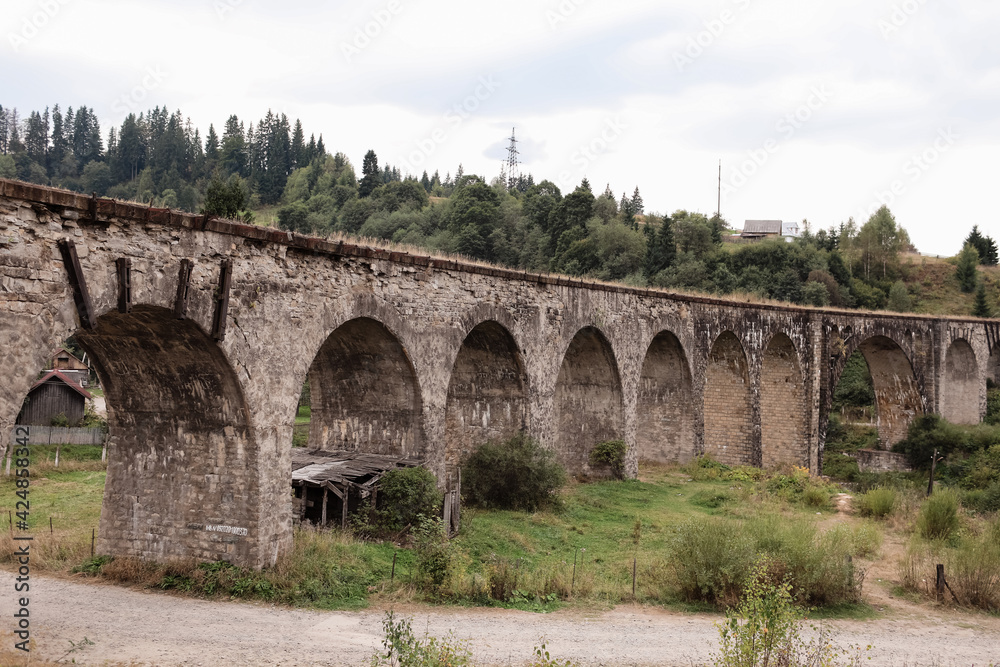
[
  {"x1": 942, "y1": 338, "x2": 980, "y2": 425},
  {"x1": 704, "y1": 331, "x2": 752, "y2": 465},
  {"x1": 761, "y1": 333, "x2": 807, "y2": 468},
  {"x1": 553, "y1": 326, "x2": 623, "y2": 474},
  {"x1": 636, "y1": 330, "x2": 694, "y2": 464},
  {"x1": 76, "y1": 305, "x2": 257, "y2": 564},
  {"x1": 444, "y1": 321, "x2": 528, "y2": 474},
  {"x1": 306, "y1": 317, "x2": 422, "y2": 456}
]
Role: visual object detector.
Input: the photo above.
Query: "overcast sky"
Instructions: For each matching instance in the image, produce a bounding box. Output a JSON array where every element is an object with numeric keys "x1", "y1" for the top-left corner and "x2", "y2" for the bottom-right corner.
[{"x1": 3, "y1": 0, "x2": 997, "y2": 255}]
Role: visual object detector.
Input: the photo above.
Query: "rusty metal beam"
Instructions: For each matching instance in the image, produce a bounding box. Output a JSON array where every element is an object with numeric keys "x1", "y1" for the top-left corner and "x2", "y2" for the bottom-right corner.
[
  {"x1": 211, "y1": 259, "x2": 232, "y2": 341},
  {"x1": 58, "y1": 240, "x2": 96, "y2": 330},
  {"x1": 116, "y1": 258, "x2": 132, "y2": 314},
  {"x1": 174, "y1": 259, "x2": 193, "y2": 319}
]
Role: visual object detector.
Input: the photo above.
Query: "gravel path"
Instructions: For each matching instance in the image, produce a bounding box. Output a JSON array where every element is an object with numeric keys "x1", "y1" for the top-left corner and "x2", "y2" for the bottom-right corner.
[{"x1": 4, "y1": 572, "x2": 999, "y2": 666}]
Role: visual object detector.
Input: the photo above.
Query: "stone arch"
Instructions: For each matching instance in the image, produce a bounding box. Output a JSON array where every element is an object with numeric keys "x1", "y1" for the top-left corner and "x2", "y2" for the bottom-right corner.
[
  {"x1": 306, "y1": 317, "x2": 422, "y2": 456},
  {"x1": 703, "y1": 331, "x2": 753, "y2": 465},
  {"x1": 942, "y1": 338, "x2": 980, "y2": 425},
  {"x1": 553, "y1": 326, "x2": 623, "y2": 474},
  {"x1": 761, "y1": 333, "x2": 807, "y2": 468},
  {"x1": 636, "y1": 330, "x2": 695, "y2": 464},
  {"x1": 444, "y1": 321, "x2": 528, "y2": 475},
  {"x1": 73, "y1": 305, "x2": 257, "y2": 564},
  {"x1": 840, "y1": 335, "x2": 923, "y2": 446}
]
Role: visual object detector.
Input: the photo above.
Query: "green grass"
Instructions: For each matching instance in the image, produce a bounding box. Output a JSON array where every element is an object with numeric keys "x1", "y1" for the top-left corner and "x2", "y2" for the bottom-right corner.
[{"x1": 0, "y1": 459, "x2": 878, "y2": 613}]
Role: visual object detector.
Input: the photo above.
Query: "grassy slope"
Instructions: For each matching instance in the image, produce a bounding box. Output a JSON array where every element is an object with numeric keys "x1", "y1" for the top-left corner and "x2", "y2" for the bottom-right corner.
[{"x1": 901, "y1": 254, "x2": 1000, "y2": 316}]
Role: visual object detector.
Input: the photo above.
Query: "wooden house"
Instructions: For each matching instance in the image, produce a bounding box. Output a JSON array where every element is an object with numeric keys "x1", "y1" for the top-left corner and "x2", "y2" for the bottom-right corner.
[
  {"x1": 17, "y1": 370, "x2": 92, "y2": 426},
  {"x1": 48, "y1": 347, "x2": 90, "y2": 388}
]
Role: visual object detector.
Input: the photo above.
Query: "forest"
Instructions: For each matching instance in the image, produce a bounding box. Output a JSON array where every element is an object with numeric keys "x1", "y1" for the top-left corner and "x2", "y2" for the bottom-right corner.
[{"x1": 1, "y1": 102, "x2": 997, "y2": 316}]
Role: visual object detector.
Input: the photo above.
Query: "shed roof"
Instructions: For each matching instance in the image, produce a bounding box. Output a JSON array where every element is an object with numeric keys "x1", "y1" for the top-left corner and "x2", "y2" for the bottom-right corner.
[
  {"x1": 29, "y1": 370, "x2": 92, "y2": 400},
  {"x1": 742, "y1": 220, "x2": 783, "y2": 235},
  {"x1": 291, "y1": 449, "x2": 425, "y2": 495}
]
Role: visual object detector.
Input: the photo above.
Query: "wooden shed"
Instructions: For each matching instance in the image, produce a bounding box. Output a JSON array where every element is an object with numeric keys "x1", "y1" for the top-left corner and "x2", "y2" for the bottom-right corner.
[
  {"x1": 17, "y1": 370, "x2": 92, "y2": 426},
  {"x1": 291, "y1": 449, "x2": 426, "y2": 528}
]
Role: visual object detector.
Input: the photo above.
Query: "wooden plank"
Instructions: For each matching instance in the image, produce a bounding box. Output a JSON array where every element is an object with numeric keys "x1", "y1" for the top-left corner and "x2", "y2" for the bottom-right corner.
[
  {"x1": 210, "y1": 259, "x2": 232, "y2": 341},
  {"x1": 116, "y1": 258, "x2": 132, "y2": 314},
  {"x1": 174, "y1": 259, "x2": 193, "y2": 319},
  {"x1": 321, "y1": 487, "x2": 328, "y2": 527},
  {"x1": 58, "y1": 240, "x2": 96, "y2": 329}
]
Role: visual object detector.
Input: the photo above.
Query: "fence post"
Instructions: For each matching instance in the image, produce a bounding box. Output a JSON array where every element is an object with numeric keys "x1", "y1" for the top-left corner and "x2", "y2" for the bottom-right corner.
[
  {"x1": 632, "y1": 557, "x2": 637, "y2": 597},
  {"x1": 936, "y1": 564, "x2": 945, "y2": 602}
]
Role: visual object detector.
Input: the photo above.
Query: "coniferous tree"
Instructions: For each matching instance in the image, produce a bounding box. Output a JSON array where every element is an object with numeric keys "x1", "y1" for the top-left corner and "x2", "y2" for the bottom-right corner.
[
  {"x1": 645, "y1": 217, "x2": 676, "y2": 278},
  {"x1": 290, "y1": 119, "x2": 305, "y2": 170},
  {"x1": 358, "y1": 149, "x2": 381, "y2": 198},
  {"x1": 49, "y1": 105, "x2": 67, "y2": 174},
  {"x1": 973, "y1": 281, "x2": 994, "y2": 318},
  {"x1": 630, "y1": 186, "x2": 644, "y2": 216},
  {"x1": 956, "y1": 243, "x2": 980, "y2": 293}
]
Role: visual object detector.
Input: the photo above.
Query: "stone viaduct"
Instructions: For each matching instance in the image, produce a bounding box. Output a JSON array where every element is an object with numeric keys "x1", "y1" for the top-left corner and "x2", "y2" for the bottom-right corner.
[{"x1": 1, "y1": 179, "x2": 997, "y2": 568}]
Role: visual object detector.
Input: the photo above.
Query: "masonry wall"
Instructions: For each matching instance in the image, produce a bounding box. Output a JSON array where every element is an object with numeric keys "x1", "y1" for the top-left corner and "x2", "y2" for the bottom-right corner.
[{"x1": 0, "y1": 179, "x2": 991, "y2": 567}]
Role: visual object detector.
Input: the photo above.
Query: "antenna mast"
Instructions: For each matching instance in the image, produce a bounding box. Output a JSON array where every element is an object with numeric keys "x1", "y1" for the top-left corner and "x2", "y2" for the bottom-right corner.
[
  {"x1": 716, "y1": 159, "x2": 721, "y2": 219},
  {"x1": 500, "y1": 127, "x2": 520, "y2": 191}
]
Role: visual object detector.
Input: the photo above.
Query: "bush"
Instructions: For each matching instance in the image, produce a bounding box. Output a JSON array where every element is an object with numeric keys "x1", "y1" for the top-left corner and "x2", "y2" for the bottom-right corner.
[
  {"x1": 374, "y1": 467, "x2": 442, "y2": 533},
  {"x1": 962, "y1": 483, "x2": 1000, "y2": 514},
  {"x1": 463, "y1": 433, "x2": 567, "y2": 511},
  {"x1": 856, "y1": 487, "x2": 898, "y2": 519},
  {"x1": 917, "y1": 489, "x2": 960, "y2": 540},
  {"x1": 588, "y1": 439, "x2": 627, "y2": 479},
  {"x1": 370, "y1": 611, "x2": 471, "y2": 666},
  {"x1": 671, "y1": 514, "x2": 863, "y2": 608},
  {"x1": 948, "y1": 521, "x2": 1000, "y2": 611}
]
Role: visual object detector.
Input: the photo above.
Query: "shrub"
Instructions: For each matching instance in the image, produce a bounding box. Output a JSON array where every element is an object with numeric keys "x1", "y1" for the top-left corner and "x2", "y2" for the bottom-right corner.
[
  {"x1": 588, "y1": 439, "x2": 627, "y2": 479},
  {"x1": 917, "y1": 489, "x2": 960, "y2": 540},
  {"x1": 671, "y1": 518, "x2": 754, "y2": 606},
  {"x1": 671, "y1": 514, "x2": 863, "y2": 608},
  {"x1": 370, "y1": 611, "x2": 471, "y2": 666},
  {"x1": 948, "y1": 523, "x2": 1000, "y2": 611},
  {"x1": 856, "y1": 487, "x2": 898, "y2": 519},
  {"x1": 463, "y1": 433, "x2": 567, "y2": 511},
  {"x1": 374, "y1": 467, "x2": 442, "y2": 533},
  {"x1": 962, "y1": 483, "x2": 1000, "y2": 514},
  {"x1": 714, "y1": 558, "x2": 804, "y2": 667}
]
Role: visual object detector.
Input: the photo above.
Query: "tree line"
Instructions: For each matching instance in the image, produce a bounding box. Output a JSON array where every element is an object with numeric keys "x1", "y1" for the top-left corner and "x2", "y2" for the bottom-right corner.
[{"x1": 1, "y1": 101, "x2": 994, "y2": 316}]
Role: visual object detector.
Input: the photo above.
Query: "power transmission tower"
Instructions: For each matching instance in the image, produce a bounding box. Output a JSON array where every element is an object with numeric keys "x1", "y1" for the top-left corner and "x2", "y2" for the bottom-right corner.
[{"x1": 499, "y1": 127, "x2": 520, "y2": 191}]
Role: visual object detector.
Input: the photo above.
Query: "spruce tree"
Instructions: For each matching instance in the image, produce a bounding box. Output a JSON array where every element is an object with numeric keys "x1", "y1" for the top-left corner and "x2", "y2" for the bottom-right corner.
[
  {"x1": 359, "y1": 149, "x2": 381, "y2": 198},
  {"x1": 644, "y1": 217, "x2": 676, "y2": 278},
  {"x1": 973, "y1": 281, "x2": 993, "y2": 318},
  {"x1": 956, "y1": 243, "x2": 980, "y2": 293}
]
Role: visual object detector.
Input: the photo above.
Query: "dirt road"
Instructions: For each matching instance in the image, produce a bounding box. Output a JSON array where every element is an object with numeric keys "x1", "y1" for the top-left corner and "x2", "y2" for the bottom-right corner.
[{"x1": 3, "y1": 572, "x2": 999, "y2": 666}]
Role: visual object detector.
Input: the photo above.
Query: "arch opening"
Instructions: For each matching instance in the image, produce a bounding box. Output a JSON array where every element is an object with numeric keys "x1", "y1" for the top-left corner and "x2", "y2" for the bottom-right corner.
[
  {"x1": 636, "y1": 331, "x2": 694, "y2": 464},
  {"x1": 761, "y1": 333, "x2": 807, "y2": 468},
  {"x1": 305, "y1": 317, "x2": 422, "y2": 456},
  {"x1": 988, "y1": 346, "x2": 1000, "y2": 387},
  {"x1": 942, "y1": 339, "x2": 980, "y2": 425},
  {"x1": 74, "y1": 305, "x2": 257, "y2": 563},
  {"x1": 703, "y1": 331, "x2": 753, "y2": 465},
  {"x1": 553, "y1": 327, "x2": 623, "y2": 474},
  {"x1": 444, "y1": 321, "x2": 527, "y2": 476},
  {"x1": 855, "y1": 335, "x2": 923, "y2": 446}
]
